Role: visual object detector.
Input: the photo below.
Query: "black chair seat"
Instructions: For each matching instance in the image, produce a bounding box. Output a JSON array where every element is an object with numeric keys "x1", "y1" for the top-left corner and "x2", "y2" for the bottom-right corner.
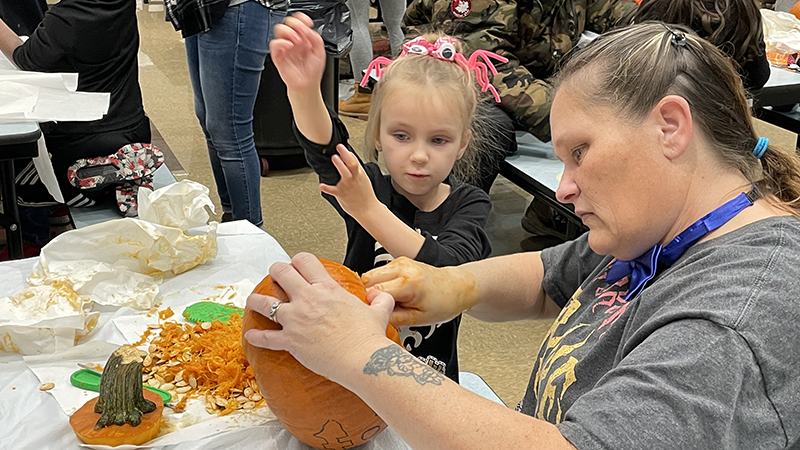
[{"x1": 0, "y1": 123, "x2": 42, "y2": 259}]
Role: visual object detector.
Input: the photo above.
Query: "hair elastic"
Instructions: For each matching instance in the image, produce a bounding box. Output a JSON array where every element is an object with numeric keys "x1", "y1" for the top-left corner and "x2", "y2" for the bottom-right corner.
[
  {"x1": 360, "y1": 36, "x2": 509, "y2": 102},
  {"x1": 753, "y1": 137, "x2": 769, "y2": 159}
]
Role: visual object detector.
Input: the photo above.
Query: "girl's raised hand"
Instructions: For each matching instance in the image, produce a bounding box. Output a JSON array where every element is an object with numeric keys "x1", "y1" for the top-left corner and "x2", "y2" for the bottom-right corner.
[
  {"x1": 362, "y1": 258, "x2": 480, "y2": 327},
  {"x1": 319, "y1": 144, "x2": 379, "y2": 218},
  {"x1": 270, "y1": 13, "x2": 327, "y2": 92}
]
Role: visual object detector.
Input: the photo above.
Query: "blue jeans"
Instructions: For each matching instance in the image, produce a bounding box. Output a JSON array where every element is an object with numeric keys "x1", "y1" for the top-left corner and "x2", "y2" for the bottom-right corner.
[{"x1": 185, "y1": 3, "x2": 285, "y2": 227}]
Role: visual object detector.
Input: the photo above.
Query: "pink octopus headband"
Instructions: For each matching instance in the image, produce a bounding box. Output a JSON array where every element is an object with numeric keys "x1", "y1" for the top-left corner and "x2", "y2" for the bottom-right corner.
[{"x1": 360, "y1": 36, "x2": 508, "y2": 103}]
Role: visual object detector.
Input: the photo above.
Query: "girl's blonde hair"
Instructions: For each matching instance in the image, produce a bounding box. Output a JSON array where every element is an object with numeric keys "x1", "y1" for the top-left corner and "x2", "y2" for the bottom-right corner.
[
  {"x1": 553, "y1": 22, "x2": 800, "y2": 217},
  {"x1": 363, "y1": 35, "x2": 496, "y2": 185}
]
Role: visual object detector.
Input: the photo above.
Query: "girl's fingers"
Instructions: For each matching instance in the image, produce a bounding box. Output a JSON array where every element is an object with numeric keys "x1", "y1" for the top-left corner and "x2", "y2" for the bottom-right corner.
[
  {"x1": 291, "y1": 12, "x2": 314, "y2": 27},
  {"x1": 319, "y1": 183, "x2": 337, "y2": 196},
  {"x1": 273, "y1": 22, "x2": 301, "y2": 44},
  {"x1": 269, "y1": 39, "x2": 293, "y2": 55},
  {"x1": 335, "y1": 144, "x2": 359, "y2": 169},
  {"x1": 292, "y1": 15, "x2": 325, "y2": 49},
  {"x1": 331, "y1": 155, "x2": 353, "y2": 181}
]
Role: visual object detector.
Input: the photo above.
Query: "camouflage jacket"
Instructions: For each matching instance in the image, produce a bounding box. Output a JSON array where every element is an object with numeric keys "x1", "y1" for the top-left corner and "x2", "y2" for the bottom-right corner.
[{"x1": 405, "y1": 0, "x2": 637, "y2": 141}]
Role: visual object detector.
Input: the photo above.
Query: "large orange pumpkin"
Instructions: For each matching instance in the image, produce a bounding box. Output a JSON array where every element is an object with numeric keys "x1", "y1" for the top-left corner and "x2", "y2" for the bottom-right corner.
[{"x1": 242, "y1": 258, "x2": 401, "y2": 449}]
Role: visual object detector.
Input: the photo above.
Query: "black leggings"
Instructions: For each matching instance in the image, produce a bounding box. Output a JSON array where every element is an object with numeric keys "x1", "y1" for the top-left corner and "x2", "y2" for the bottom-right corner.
[
  {"x1": 16, "y1": 116, "x2": 151, "y2": 205},
  {"x1": 472, "y1": 103, "x2": 518, "y2": 194}
]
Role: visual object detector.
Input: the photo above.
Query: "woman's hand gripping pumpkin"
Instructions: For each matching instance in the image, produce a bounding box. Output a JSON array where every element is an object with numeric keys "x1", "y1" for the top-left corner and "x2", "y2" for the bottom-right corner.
[
  {"x1": 244, "y1": 253, "x2": 396, "y2": 383},
  {"x1": 362, "y1": 257, "x2": 480, "y2": 327}
]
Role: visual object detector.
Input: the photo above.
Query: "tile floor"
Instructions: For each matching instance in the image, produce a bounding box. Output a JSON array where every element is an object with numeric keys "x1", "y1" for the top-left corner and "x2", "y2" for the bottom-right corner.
[{"x1": 132, "y1": 1, "x2": 798, "y2": 407}]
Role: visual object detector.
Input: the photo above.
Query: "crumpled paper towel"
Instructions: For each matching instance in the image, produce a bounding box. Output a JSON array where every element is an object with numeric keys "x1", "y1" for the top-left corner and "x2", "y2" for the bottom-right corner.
[
  {"x1": 138, "y1": 180, "x2": 216, "y2": 230},
  {"x1": 0, "y1": 181, "x2": 219, "y2": 355},
  {"x1": 763, "y1": 9, "x2": 800, "y2": 55},
  {"x1": 28, "y1": 218, "x2": 219, "y2": 308},
  {"x1": 0, "y1": 280, "x2": 100, "y2": 354}
]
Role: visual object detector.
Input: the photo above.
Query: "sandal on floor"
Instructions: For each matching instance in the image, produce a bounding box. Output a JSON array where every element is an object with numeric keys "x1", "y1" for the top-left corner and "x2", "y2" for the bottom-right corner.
[{"x1": 67, "y1": 143, "x2": 163, "y2": 190}]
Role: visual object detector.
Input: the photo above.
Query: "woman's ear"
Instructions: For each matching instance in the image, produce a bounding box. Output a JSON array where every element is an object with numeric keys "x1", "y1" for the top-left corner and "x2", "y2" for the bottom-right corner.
[
  {"x1": 653, "y1": 95, "x2": 693, "y2": 161},
  {"x1": 375, "y1": 139, "x2": 382, "y2": 153}
]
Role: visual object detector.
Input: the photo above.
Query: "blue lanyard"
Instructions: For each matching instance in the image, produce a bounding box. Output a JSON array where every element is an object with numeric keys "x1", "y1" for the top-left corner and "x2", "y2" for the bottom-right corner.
[{"x1": 606, "y1": 188, "x2": 760, "y2": 300}]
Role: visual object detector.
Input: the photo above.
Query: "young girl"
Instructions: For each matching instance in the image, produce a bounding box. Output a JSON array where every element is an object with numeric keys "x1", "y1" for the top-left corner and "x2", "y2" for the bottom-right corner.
[{"x1": 270, "y1": 13, "x2": 505, "y2": 382}]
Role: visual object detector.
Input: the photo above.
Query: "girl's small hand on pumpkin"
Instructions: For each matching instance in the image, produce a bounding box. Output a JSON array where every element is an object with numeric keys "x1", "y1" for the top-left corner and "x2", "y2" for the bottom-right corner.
[
  {"x1": 320, "y1": 144, "x2": 378, "y2": 218},
  {"x1": 244, "y1": 253, "x2": 394, "y2": 381},
  {"x1": 363, "y1": 257, "x2": 480, "y2": 327}
]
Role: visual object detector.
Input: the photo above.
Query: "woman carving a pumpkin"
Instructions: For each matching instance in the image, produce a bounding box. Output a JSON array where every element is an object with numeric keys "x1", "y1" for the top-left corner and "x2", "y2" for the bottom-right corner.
[{"x1": 245, "y1": 23, "x2": 800, "y2": 449}]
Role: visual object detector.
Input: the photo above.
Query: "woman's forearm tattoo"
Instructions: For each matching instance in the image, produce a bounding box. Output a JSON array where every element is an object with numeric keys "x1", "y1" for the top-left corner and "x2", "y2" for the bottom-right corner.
[{"x1": 363, "y1": 346, "x2": 444, "y2": 386}]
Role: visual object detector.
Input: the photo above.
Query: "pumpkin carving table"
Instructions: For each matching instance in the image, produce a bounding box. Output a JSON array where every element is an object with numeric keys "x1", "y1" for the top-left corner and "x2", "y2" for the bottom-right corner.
[{"x1": 0, "y1": 222, "x2": 499, "y2": 449}]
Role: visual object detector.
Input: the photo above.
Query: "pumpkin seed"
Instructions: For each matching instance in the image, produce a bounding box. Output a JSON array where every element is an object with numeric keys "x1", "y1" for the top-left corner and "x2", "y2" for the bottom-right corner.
[
  {"x1": 215, "y1": 396, "x2": 227, "y2": 407},
  {"x1": 39, "y1": 382, "x2": 55, "y2": 391},
  {"x1": 243, "y1": 401, "x2": 255, "y2": 410},
  {"x1": 163, "y1": 373, "x2": 174, "y2": 383},
  {"x1": 143, "y1": 355, "x2": 153, "y2": 367},
  {"x1": 244, "y1": 387, "x2": 253, "y2": 397},
  {"x1": 188, "y1": 376, "x2": 197, "y2": 389},
  {"x1": 201, "y1": 322, "x2": 212, "y2": 330},
  {"x1": 176, "y1": 386, "x2": 191, "y2": 393},
  {"x1": 250, "y1": 393, "x2": 262, "y2": 402},
  {"x1": 161, "y1": 382, "x2": 175, "y2": 391},
  {"x1": 148, "y1": 379, "x2": 161, "y2": 388}
]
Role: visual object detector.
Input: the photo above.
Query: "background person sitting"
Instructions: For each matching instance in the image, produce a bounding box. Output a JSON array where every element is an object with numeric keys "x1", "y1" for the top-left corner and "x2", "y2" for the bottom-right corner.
[
  {"x1": 0, "y1": 0, "x2": 155, "y2": 211},
  {"x1": 0, "y1": 0, "x2": 157, "y2": 253},
  {"x1": 632, "y1": 0, "x2": 769, "y2": 89}
]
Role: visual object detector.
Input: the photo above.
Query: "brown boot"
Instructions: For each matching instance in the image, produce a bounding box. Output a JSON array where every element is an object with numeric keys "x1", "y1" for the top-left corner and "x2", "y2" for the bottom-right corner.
[{"x1": 338, "y1": 87, "x2": 372, "y2": 119}]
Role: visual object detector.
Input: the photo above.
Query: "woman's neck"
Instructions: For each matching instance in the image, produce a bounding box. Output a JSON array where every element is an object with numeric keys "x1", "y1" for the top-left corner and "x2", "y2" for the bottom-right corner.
[{"x1": 662, "y1": 171, "x2": 787, "y2": 246}]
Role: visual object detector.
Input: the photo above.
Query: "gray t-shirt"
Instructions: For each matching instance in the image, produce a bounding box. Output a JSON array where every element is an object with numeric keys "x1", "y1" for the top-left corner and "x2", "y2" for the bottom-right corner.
[{"x1": 521, "y1": 216, "x2": 800, "y2": 449}]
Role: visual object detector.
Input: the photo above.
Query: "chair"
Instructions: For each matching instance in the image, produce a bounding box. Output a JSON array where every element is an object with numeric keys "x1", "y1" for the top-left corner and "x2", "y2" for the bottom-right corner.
[{"x1": 0, "y1": 122, "x2": 42, "y2": 259}]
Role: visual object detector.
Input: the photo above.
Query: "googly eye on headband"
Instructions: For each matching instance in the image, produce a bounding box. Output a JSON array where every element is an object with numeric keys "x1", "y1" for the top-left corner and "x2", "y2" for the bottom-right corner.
[{"x1": 360, "y1": 36, "x2": 509, "y2": 103}]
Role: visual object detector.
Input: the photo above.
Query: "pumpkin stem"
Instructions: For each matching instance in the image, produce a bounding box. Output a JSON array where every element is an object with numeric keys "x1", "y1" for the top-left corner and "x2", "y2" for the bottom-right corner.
[{"x1": 93, "y1": 345, "x2": 156, "y2": 429}]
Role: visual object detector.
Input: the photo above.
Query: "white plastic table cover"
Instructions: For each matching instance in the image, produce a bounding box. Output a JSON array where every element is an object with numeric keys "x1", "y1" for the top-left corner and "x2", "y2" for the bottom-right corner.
[{"x1": 0, "y1": 221, "x2": 413, "y2": 450}]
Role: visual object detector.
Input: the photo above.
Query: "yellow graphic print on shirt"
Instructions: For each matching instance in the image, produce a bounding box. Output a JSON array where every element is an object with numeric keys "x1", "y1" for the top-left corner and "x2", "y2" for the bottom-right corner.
[{"x1": 532, "y1": 287, "x2": 595, "y2": 423}]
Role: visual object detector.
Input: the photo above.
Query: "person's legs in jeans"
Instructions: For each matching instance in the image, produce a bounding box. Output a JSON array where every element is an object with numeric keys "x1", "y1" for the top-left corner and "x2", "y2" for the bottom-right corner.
[{"x1": 186, "y1": 3, "x2": 284, "y2": 227}]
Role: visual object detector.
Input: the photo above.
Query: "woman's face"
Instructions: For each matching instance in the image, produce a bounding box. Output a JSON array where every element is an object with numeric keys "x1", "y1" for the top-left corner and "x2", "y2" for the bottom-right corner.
[{"x1": 550, "y1": 87, "x2": 684, "y2": 260}]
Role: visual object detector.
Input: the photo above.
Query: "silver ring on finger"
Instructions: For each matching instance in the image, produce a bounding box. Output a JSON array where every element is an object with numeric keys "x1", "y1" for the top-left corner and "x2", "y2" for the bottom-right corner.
[{"x1": 266, "y1": 300, "x2": 284, "y2": 323}]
